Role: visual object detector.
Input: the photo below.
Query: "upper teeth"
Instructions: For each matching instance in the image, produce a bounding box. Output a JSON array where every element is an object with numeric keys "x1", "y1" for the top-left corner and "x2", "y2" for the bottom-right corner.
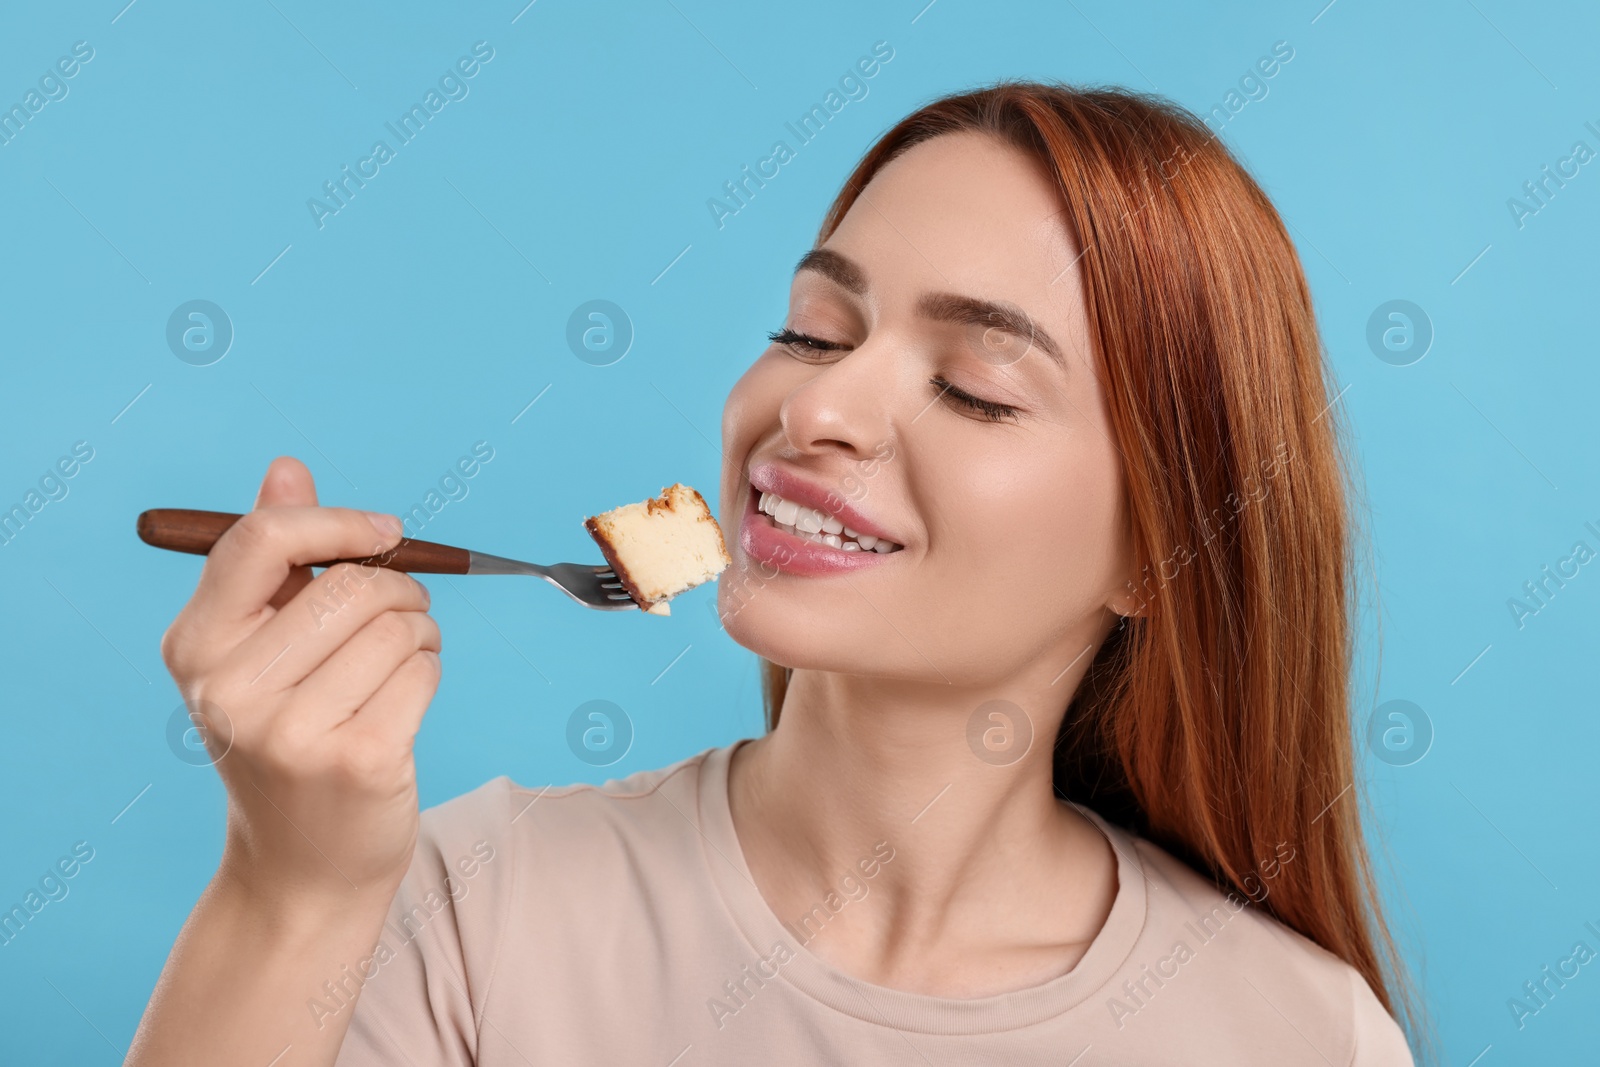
[{"x1": 757, "y1": 491, "x2": 902, "y2": 552}]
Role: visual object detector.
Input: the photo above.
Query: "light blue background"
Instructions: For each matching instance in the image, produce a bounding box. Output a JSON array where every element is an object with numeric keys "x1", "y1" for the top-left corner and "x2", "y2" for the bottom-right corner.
[{"x1": 1, "y1": 0, "x2": 1596, "y2": 1062}]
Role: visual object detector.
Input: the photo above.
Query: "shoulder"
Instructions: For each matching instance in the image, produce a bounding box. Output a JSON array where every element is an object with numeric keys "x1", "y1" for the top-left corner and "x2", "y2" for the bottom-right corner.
[
  {"x1": 408, "y1": 744, "x2": 722, "y2": 897},
  {"x1": 418, "y1": 744, "x2": 717, "y2": 836},
  {"x1": 1111, "y1": 826, "x2": 1413, "y2": 1065},
  {"x1": 351, "y1": 750, "x2": 722, "y2": 1025},
  {"x1": 1347, "y1": 962, "x2": 1416, "y2": 1066}
]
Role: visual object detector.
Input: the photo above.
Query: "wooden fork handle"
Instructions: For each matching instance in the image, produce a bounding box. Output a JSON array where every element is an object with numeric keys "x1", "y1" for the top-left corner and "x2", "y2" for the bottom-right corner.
[{"x1": 136, "y1": 508, "x2": 472, "y2": 574}]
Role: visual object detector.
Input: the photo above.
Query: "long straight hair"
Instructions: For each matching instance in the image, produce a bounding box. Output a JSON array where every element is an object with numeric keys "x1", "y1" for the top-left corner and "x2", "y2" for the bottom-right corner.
[{"x1": 757, "y1": 82, "x2": 1425, "y2": 1054}]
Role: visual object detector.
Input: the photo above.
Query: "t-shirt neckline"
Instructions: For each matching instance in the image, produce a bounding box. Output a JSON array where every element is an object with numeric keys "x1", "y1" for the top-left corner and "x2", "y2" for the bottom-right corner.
[{"x1": 694, "y1": 739, "x2": 1149, "y2": 1036}]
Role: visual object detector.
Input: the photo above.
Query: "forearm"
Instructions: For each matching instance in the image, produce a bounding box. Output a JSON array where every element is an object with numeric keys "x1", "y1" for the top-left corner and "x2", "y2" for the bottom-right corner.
[
  {"x1": 126, "y1": 866, "x2": 398, "y2": 1067},
  {"x1": 135, "y1": 480, "x2": 438, "y2": 1065}
]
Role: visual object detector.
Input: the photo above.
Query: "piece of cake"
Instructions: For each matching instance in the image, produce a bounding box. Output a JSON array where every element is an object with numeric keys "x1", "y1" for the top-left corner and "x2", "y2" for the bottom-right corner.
[{"x1": 583, "y1": 483, "x2": 731, "y2": 616}]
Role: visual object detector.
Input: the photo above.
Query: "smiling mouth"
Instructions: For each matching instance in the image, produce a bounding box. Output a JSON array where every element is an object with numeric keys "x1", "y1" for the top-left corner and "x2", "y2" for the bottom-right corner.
[{"x1": 753, "y1": 489, "x2": 904, "y2": 553}]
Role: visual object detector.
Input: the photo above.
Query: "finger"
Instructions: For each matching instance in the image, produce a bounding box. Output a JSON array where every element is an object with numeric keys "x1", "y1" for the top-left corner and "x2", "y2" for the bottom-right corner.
[
  {"x1": 267, "y1": 566, "x2": 317, "y2": 612},
  {"x1": 254, "y1": 455, "x2": 319, "y2": 509},
  {"x1": 254, "y1": 457, "x2": 321, "y2": 610},
  {"x1": 190, "y1": 504, "x2": 405, "y2": 630},
  {"x1": 339, "y1": 648, "x2": 442, "y2": 750},
  {"x1": 222, "y1": 562, "x2": 430, "y2": 694},
  {"x1": 294, "y1": 610, "x2": 441, "y2": 719}
]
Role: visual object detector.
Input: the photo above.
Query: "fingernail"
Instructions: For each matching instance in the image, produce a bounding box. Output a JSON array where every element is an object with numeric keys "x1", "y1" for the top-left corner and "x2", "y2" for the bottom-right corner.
[{"x1": 366, "y1": 512, "x2": 403, "y2": 538}]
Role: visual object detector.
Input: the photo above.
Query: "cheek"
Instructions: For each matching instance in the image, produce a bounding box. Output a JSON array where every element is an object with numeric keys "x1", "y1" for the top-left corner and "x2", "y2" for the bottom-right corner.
[
  {"x1": 941, "y1": 444, "x2": 1128, "y2": 600},
  {"x1": 722, "y1": 366, "x2": 765, "y2": 462},
  {"x1": 720, "y1": 356, "x2": 783, "y2": 510}
]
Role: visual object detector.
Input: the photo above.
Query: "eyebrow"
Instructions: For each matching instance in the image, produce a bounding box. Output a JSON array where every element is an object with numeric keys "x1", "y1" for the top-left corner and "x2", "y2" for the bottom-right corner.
[{"x1": 794, "y1": 248, "x2": 1065, "y2": 367}]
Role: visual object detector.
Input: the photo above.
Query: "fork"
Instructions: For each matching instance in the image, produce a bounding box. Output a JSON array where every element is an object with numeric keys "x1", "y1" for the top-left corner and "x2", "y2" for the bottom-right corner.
[{"x1": 136, "y1": 508, "x2": 640, "y2": 610}]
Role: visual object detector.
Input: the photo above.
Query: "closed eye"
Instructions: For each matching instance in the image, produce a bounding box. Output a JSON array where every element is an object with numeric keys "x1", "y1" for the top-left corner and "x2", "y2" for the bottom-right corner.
[
  {"x1": 767, "y1": 326, "x2": 848, "y2": 355},
  {"x1": 769, "y1": 327, "x2": 1020, "y2": 423},
  {"x1": 930, "y1": 376, "x2": 1020, "y2": 423}
]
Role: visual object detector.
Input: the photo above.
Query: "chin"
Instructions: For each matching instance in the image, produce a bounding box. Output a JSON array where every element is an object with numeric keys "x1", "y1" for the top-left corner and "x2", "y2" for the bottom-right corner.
[
  {"x1": 715, "y1": 585, "x2": 961, "y2": 686},
  {"x1": 714, "y1": 577, "x2": 799, "y2": 661},
  {"x1": 714, "y1": 584, "x2": 858, "y2": 673}
]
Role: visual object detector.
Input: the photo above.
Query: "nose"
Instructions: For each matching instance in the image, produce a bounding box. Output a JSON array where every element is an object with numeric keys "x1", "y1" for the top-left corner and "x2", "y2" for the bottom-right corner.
[{"x1": 777, "y1": 340, "x2": 898, "y2": 462}]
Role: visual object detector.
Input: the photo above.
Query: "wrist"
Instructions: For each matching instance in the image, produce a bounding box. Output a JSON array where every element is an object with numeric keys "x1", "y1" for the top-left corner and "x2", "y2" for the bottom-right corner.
[
  {"x1": 125, "y1": 851, "x2": 404, "y2": 1067},
  {"x1": 209, "y1": 857, "x2": 399, "y2": 949}
]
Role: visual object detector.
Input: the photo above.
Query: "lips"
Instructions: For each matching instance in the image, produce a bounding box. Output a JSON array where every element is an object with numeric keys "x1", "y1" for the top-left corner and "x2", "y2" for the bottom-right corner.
[
  {"x1": 737, "y1": 463, "x2": 906, "y2": 577},
  {"x1": 756, "y1": 490, "x2": 901, "y2": 552},
  {"x1": 746, "y1": 463, "x2": 901, "y2": 545}
]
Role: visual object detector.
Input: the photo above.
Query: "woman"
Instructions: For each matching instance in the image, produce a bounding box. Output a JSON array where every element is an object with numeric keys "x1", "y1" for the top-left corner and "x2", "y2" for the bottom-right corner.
[{"x1": 128, "y1": 83, "x2": 1424, "y2": 1065}]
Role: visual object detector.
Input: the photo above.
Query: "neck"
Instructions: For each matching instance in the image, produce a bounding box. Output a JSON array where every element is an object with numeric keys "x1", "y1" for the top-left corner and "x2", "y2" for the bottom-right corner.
[{"x1": 727, "y1": 647, "x2": 1120, "y2": 992}]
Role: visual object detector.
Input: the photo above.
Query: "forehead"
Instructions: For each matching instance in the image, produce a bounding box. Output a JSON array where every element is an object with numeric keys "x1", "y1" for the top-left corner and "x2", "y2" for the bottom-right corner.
[
  {"x1": 825, "y1": 131, "x2": 1075, "y2": 286},
  {"x1": 818, "y1": 131, "x2": 1088, "y2": 334}
]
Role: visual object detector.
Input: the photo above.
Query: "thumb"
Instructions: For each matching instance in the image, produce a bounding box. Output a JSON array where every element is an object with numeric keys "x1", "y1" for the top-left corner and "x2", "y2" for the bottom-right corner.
[
  {"x1": 254, "y1": 456, "x2": 320, "y2": 510},
  {"x1": 254, "y1": 456, "x2": 321, "y2": 609}
]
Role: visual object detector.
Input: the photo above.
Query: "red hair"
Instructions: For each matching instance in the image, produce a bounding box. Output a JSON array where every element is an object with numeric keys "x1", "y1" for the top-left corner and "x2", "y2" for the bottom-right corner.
[{"x1": 759, "y1": 81, "x2": 1427, "y2": 1057}]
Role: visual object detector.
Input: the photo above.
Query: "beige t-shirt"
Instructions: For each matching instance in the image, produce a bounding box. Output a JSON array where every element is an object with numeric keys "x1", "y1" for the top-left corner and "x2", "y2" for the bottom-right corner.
[{"x1": 330, "y1": 740, "x2": 1414, "y2": 1065}]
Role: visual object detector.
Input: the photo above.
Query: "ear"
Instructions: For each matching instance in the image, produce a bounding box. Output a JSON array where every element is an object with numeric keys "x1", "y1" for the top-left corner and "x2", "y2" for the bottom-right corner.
[{"x1": 1105, "y1": 578, "x2": 1149, "y2": 619}]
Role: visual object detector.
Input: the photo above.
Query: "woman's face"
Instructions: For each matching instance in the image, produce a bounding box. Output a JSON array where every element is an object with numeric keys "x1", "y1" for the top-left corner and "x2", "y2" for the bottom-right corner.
[{"x1": 718, "y1": 131, "x2": 1137, "y2": 686}]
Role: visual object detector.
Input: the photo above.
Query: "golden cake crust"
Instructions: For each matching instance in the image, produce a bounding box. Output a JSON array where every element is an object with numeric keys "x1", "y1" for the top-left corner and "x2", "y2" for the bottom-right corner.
[
  {"x1": 583, "y1": 513, "x2": 665, "y2": 615},
  {"x1": 584, "y1": 483, "x2": 729, "y2": 616}
]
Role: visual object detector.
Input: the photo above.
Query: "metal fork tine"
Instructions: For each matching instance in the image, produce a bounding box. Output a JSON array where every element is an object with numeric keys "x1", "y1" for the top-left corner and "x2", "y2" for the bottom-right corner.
[
  {"x1": 550, "y1": 561, "x2": 641, "y2": 611},
  {"x1": 464, "y1": 552, "x2": 641, "y2": 610}
]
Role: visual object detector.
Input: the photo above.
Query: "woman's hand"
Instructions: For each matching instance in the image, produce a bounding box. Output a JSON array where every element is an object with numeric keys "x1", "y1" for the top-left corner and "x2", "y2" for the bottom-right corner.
[
  {"x1": 164, "y1": 456, "x2": 441, "y2": 900},
  {"x1": 128, "y1": 456, "x2": 442, "y2": 1067}
]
